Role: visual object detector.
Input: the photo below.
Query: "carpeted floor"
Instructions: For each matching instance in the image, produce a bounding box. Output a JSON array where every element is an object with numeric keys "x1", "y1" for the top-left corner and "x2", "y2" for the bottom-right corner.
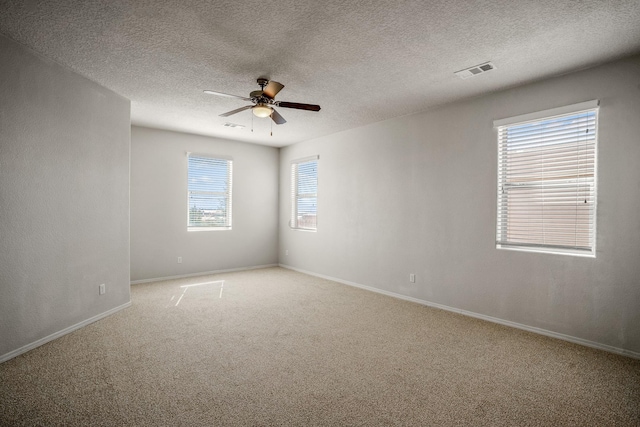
[{"x1": 1, "y1": 267, "x2": 639, "y2": 426}]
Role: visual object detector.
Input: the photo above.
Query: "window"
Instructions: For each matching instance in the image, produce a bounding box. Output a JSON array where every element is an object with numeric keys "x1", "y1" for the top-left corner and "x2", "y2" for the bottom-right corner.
[
  {"x1": 290, "y1": 156, "x2": 318, "y2": 230},
  {"x1": 187, "y1": 154, "x2": 232, "y2": 231},
  {"x1": 494, "y1": 100, "x2": 598, "y2": 256}
]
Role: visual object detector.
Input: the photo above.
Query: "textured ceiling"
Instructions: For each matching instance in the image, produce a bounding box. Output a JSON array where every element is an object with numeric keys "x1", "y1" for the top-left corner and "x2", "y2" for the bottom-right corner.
[{"x1": 1, "y1": 0, "x2": 639, "y2": 147}]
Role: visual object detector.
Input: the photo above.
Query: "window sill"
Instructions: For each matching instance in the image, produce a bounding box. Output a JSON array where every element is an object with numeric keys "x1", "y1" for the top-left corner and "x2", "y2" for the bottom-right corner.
[
  {"x1": 188, "y1": 227, "x2": 232, "y2": 232},
  {"x1": 496, "y1": 244, "x2": 595, "y2": 258}
]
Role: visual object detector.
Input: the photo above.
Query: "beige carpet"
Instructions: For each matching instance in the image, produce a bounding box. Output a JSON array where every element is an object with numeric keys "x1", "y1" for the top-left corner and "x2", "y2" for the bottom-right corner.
[{"x1": 1, "y1": 267, "x2": 639, "y2": 426}]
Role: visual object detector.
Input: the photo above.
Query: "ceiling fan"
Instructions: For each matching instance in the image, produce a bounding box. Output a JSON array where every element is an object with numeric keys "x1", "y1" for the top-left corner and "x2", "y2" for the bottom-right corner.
[{"x1": 204, "y1": 78, "x2": 320, "y2": 125}]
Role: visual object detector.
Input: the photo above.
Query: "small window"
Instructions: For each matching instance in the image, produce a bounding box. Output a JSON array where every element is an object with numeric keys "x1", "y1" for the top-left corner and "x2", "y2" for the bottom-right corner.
[
  {"x1": 290, "y1": 156, "x2": 318, "y2": 231},
  {"x1": 494, "y1": 101, "x2": 598, "y2": 256},
  {"x1": 187, "y1": 154, "x2": 232, "y2": 231}
]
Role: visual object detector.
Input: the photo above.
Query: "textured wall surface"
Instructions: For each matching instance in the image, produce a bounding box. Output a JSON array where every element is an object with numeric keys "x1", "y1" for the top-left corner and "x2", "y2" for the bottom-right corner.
[
  {"x1": 0, "y1": 35, "x2": 131, "y2": 359},
  {"x1": 279, "y1": 55, "x2": 640, "y2": 355},
  {"x1": 130, "y1": 126, "x2": 279, "y2": 282}
]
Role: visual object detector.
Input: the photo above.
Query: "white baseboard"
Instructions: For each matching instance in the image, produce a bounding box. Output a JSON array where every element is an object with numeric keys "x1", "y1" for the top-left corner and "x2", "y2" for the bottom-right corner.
[
  {"x1": 0, "y1": 301, "x2": 132, "y2": 364},
  {"x1": 279, "y1": 264, "x2": 640, "y2": 360},
  {"x1": 130, "y1": 263, "x2": 280, "y2": 285}
]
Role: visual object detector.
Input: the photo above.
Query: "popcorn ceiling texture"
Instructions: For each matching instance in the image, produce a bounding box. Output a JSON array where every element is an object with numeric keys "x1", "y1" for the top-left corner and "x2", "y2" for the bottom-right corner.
[{"x1": 1, "y1": 0, "x2": 639, "y2": 146}]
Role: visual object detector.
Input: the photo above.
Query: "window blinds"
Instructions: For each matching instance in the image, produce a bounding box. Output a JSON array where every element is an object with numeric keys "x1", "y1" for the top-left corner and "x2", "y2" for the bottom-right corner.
[
  {"x1": 187, "y1": 154, "x2": 233, "y2": 230},
  {"x1": 291, "y1": 156, "x2": 318, "y2": 230},
  {"x1": 495, "y1": 101, "x2": 598, "y2": 256}
]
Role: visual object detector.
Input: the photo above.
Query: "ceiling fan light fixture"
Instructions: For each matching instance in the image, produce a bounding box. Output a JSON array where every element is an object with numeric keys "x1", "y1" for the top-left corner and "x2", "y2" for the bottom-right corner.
[
  {"x1": 208, "y1": 79, "x2": 320, "y2": 126},
  {"x1": 252, "y1": 104, "x2": 272, "y2": 118}
]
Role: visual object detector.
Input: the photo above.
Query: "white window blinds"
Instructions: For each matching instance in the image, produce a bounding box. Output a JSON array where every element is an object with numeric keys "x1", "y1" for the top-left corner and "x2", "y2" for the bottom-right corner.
[
  {"x1": 494, "y1": 101, "x2": 598, "y2": 256},
  {"x1": 291, "y1": 156, "x2": 318, "y2": 230},
  {"x1": 187, "y1": 154, "x2": 233, "y2": 231}
]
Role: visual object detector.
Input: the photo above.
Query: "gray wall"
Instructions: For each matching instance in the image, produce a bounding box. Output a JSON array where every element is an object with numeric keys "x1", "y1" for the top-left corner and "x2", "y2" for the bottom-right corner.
[
  {"x1": 279, "y1": 55, "x2": 640, "y2": 355},
  {"x1": 0, "y1": 35, "x2": 131, "y2": 360},
  {"x1": 130, "y1": 126, "x2": 279, "y2": 282}
]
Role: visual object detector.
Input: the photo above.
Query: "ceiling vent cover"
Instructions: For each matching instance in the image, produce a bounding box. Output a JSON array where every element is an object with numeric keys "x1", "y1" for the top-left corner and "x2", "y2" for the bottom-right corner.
[{"x1": 454, "y1": 62, "x2": 496, "y2": 79}]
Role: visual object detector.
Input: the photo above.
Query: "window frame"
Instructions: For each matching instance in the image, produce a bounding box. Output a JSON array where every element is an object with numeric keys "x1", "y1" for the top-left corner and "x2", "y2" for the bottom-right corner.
[
  {"x1": 290, "y1": 155, "x2": 319, "y2": 231},
  {"x1": 186, "y1": 153, "x2": 233, "y2": 232},
  {"x1": 493, "y1": 100, "x2": 599, "y2": 257}
]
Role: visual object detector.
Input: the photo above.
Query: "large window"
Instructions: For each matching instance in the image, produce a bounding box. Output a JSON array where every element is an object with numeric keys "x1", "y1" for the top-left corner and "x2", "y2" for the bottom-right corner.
[
  {"x1": 290, "y1": 156, "x2": 318, "y2": 231},
  {"x1": 494, "y1": 100, "x2": 598, "y2": 256},
  {"x1": 187, "y1": 154, "x2": 232, "y2": 231}
]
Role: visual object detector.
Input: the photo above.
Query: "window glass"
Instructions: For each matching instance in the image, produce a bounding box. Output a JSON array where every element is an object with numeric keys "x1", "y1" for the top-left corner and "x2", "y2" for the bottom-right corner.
[
  {"x1": 187, "y1": 154, "x2": 232, "y2": 231},
  {"x1": 291, "y1": 156, "x2": 318, "y2": 230},
  {"x1": 495, "y1": 104, "x2": 598, "y2": 256}
]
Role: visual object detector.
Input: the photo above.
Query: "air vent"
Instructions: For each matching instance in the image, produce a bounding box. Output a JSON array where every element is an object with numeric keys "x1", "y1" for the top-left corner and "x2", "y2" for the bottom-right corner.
[
  {"x1": 223, "y1": 122, "x2": 245, "y2": 129},
  {"x1": 454, "y1": 62, "x2": 496, "y2": 79}
]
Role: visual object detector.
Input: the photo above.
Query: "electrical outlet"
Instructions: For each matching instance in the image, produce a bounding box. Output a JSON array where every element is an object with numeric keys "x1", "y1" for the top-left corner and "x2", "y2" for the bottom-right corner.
[
  {"x1": 285, "y1": 250, "x2": 288, "y2": 256},
  {"x1": 177, "y1": 257, "x2": 182, "y2": 264},
  {"x1": 409, "y1": 274, "x2": 416, "y2": 283},
  {"x1": 99, "y1": 284, "x2": 106, "y2": 295}
]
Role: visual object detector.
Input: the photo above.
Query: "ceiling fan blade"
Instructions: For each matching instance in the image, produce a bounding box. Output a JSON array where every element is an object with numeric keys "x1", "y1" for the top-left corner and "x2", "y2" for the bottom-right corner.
[
  {"x1": 219, "y1": 105, "x2": 253, "y2": 117},
  {"x1": 263, "y1": 81, "x2": 284, "y2": 99},
  {"x1": 270, "y1": 108, "x2": 287, "y2": 125},
  {"x1": 277, "y1": 101, "x2": 321, "y2": 112},
  {"x1": 204, "y1": 90, "x2": 251, "y2": 101}
]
